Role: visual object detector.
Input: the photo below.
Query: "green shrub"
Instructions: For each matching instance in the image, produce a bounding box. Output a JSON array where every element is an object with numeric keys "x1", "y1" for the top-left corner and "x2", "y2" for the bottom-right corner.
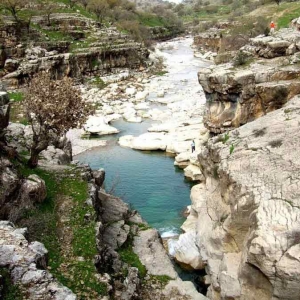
[{"x1": 233, "y1": 51, "x2": 249, "y2": 66}]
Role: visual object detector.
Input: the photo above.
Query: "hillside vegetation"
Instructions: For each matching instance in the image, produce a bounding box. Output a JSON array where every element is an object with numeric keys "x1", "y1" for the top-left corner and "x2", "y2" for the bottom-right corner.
[
  {"x1": 0, "y1": 0, "x2": 183, "y2": 46},
  {"x1": 176, "y1": 0, "x2": 300, "y2": 32}
]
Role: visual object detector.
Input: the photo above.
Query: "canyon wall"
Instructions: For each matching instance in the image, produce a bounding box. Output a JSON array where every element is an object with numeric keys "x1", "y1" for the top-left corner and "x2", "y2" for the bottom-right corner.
[
  {"x1": 176, "y1": 96, "x2": 300, "y2": 299},
  {"x1": 174, "y1": 24, "x2": 300, "y2": 300}
]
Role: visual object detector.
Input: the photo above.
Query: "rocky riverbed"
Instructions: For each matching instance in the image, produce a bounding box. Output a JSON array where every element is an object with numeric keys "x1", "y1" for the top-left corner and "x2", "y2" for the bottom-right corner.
[{"x1": 71, "y1": 37, "x2": 212, "y2": 182}]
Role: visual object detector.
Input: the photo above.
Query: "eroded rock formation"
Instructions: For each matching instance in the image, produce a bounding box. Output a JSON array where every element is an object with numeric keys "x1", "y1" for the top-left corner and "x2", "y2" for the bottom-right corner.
[
  {"x1": 199, "y1": 27, "x2": 300, "y2": 133},
  {"x1": 175, "y1": 96, "x2": 300, "y2": 299}
]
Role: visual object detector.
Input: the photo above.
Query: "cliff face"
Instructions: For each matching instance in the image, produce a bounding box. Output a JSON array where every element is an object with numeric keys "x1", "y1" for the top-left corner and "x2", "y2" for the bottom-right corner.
[
  {"x1": 175, "y1": 96, "x2": 300, "y2": 299},
  {"x1": 0, "y1": 14, "x2": 149, "y2": 88},
  {"x1": 198, "y1": 28, "x2": 300, "y2": 133},
  {"x1": 172, "y1": 23, "x2": 300, "y2": 299}
]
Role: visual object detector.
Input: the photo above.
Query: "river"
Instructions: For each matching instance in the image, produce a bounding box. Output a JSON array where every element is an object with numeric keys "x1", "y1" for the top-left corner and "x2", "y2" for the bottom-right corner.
[{"x1": 75, "y1": 37, "x2": 210, "y2": 237}]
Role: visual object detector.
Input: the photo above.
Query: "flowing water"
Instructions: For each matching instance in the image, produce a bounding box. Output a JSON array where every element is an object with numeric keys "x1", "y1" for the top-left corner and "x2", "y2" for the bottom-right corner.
[{"x1": 76, "y1": 38, "x2": 210, "y2": 236}]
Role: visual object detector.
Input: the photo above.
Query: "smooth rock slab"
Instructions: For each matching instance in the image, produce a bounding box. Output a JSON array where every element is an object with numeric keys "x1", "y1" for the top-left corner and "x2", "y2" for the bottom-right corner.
[
  {"x1": 119, "y1": 133, "x2": 167, "y2": 151},
  {"x1": 133, "y1": 229, "x2": 177, "y2": 278}
]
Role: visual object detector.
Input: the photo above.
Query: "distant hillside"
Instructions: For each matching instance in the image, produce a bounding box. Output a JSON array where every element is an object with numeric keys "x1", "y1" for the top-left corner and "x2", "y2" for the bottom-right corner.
[
  {"x1": 128, "y1": 0, "x2": 174, "y2": 10},
  {"x1": 182, "y1": 0, "x2": 223, "y2": 5}
]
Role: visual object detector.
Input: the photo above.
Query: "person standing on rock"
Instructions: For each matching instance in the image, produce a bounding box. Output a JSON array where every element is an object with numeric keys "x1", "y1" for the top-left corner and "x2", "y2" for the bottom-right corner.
[
  {"x1": 270, "y1": 21, "x2": 275, "y2": 35},
  {"x1": 191, "y1": 140, "x2": 195, "y2": 153}
]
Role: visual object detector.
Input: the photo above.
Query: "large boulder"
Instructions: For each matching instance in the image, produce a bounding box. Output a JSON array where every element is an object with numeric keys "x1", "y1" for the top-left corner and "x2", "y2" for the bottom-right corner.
[
  {"x1": 20, "y1": 174, "x2": 47, "y2": 204},
  {"x1": 84, "y1": 115, "x2": 119, "y2": 136},
  {"x1": 0, "y1": 221, "x2": 76, "y2": 299},
  {"x1": 119, "y1": 133, "x2": 167, "y2": 151}
]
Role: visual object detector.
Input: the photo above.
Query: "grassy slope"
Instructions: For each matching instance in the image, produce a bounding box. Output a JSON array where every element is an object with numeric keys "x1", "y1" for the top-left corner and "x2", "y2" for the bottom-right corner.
[{"x1": 17, "y1": 163, "x2": 107, "y2": 299}]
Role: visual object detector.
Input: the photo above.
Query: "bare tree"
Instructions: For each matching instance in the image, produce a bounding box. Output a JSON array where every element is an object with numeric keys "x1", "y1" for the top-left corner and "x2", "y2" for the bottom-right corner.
[
  {"x1": 79, "y1": 0, "x2": 89, "y2": 9},
  {"x1": 0, "y1": 0, "x2": 28, "y2": 21},
  {"x1": 44, "y1": 2, "x2": 57, "y2": 26},
  {"x1": 24, "y1": 73, "x2": 92, "y2": 168},
  {"x1": 87, "y1": 0, "x2": 109, "y2": 23}
]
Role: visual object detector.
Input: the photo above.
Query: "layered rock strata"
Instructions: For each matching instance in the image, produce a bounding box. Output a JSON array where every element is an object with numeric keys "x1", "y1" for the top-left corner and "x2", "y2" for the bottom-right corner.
[
  {"x1": 194, "y1": 30, "x2": 223, "y2": 53},
  {"x1": 175, "y1": 96, "x2": 300, "y2": 299},
  {"x1": 0, "y1": 15, "x2": 149, "y2": 88},
  {"x1": 199, "y1": 27, "x2": 300, "y2": 133}
]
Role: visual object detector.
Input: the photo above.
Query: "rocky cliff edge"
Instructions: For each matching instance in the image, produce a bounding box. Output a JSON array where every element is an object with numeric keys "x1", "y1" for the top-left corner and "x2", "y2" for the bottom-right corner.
[{"x1": 175, "y1": 95, "x2": 300, "y2": 299}]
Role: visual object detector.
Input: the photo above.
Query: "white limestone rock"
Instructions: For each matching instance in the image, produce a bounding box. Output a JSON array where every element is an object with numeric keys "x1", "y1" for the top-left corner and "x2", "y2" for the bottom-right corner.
[
  {"x1": 127, "y1": 133, "x2": 167, "y2": 151},
  {"x1": 184, "y1": 164, "x2": 204, "y2": 182},
  {"x1": 174, "y1": 152, "x2": 190, "y2": 168},
  {"x1": 177, "y1": 96, "x2": 300, "y2": 299},
  {"x1": 174, "y1": 231, "x2": 206, "y2": 270},
  {"x1": 125, "y1": 87, "x2": 137, "y2": 96},
  {"x1": 0, "y1": 221, "x2": 76, "y2": 299},
  {"x1": 126, "y1": 116, "x2": 142, "y2": 123},
  {"x1": 135, "y1": 91, "x2": 149, "y2": 102},
  {"x1": 84, "y1": 115, "x2": 119, "y2": 135},
  {"x1": 118, "y1": 135, "x2": 134, "y2": 148}
]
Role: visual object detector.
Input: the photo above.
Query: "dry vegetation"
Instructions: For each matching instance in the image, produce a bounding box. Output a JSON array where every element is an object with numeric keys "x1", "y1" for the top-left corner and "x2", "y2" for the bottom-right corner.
[{"x1": 24, "y1": 73, "x2": 92, "y2": 168}]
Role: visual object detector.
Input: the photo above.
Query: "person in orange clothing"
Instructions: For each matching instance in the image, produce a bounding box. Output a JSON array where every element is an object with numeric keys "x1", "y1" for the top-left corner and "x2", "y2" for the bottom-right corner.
[{"x1": 270, "y1": 21, "x2": 275, "y2": 35}]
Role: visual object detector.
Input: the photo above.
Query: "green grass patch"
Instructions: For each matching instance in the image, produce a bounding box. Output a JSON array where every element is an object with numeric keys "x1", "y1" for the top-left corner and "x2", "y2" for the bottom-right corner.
[
  {"x1": 7, "y1": 92, "x2": 27, "y2": 124},
  {"x1": 19, "y1": 150, "x2": 30, "y2": 156},
  {"x1": 50, "y1": 0, "x2": 98, "y2": 20},
  {"x1": 9, "y1": 102, "x2": 28, "y2": 125},
  {"x1": 136, "y1": 223, "x2": 151, "y2": 231},
  {"x1": 117, "y1": 229, "x2": 147, "y2": 279},
  {"x1": 91, "y1": 58, "x2": 100, "y2": 68},
  {"x1": 138, "y1": 13, "x2": 166, "y2": 27},
  {"x1": 154, "y1": 70, "x2": 168, "y2": 76},
  {"x1": 222, "y1": 133, "x2": 230, "y2": 144},
  {"x1": 0, "y1": 268, "x2": 24, "y2": 300},
  {"x1": 277, "y1": 5, "x2": 300, "y2": 28},
  {"x1": 126, "y1": 221, "x2": 151, "y2": 231},
  {"x1": 87, "y1": 76, "x2": 107, "y2": 89},
  {"x1": 150, "y1": 274, "x2": 173, "y2": 284},
  {"x1": 30, "y1": 23, "x2": 73, "y2": 41},
  {"x1": 8, "y1": 92, "x2": 24, "y2": 102},
  {"x1": 118, "y1": 245, "x2": 147, "y2": 278}
]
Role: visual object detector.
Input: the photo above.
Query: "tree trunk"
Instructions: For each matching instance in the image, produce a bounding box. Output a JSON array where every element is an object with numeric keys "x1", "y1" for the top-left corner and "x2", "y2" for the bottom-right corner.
[
  {"x1": 47, "y1": 14, "x2": 51, "y2": 26},
  {"x1": 28, "y1": 150, "x2": 40, "y2": 169},
  {"x1": 27, "y1": 138, "x2": 49, "y2": 169}
]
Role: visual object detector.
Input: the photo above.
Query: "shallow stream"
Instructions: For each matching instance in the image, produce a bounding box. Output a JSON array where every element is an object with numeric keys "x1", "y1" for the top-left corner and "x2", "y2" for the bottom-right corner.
[{"x1": 76, "y1": 119, "x2": 195, "y2": 235}]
